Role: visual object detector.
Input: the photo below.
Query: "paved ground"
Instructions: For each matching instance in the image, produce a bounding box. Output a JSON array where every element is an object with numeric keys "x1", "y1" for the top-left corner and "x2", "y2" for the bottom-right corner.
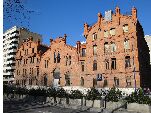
[{"x1": 3, "y1": 99, "x2": 98, "y2": 113}]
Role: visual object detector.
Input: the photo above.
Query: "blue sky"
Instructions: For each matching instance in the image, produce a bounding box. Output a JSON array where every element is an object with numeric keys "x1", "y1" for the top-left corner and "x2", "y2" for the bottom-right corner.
[{"x1": 3, "y1": 0, "x2": 151, "y2": 46}]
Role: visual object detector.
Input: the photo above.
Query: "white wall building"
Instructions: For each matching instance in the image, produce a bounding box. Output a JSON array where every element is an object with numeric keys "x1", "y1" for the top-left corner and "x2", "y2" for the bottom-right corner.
[
  {"x1": 3, "y1": 26, "x2": 42, "y2": 84},
  {"x1": 145, "y1": 35, "x2": 151, "y2": 65}
]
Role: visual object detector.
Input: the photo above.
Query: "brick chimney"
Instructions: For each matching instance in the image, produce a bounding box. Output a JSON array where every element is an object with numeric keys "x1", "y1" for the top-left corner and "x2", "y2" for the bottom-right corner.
[
  {"x1": 97, "y1": 12, "x2": 102, "y2": 27},
  {"x1": 115, "y1": 6, "x2": 120, "y2": 25},
  {"x1": 63, "y1": 34, "x2": 67, "y2": 44},
  {"x1": 132, "y1": 7, "x2": 137, "y2": 21},
  {"x1": 84, "y1": 23, "x2": 89, "y2": 37},
  {"x1": 76, "y1": 41, "x2": 81, "y2": 53}
]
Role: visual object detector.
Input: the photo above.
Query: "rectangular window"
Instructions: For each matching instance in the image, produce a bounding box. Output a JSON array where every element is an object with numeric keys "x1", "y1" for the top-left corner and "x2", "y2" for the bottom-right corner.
[
  {"x1": 30, "y1": 68, "x2": 31, "y2": 74},
  {"x1": 54, "y1": 52, "x2": 56, "y2": 63},
  {"x1": 26, "y1": 59, "x2": 28, "y2": 64},
  {"x1": 32, "y1": 68, "x2": 33, "y2": 74},
  {"x1": 27, "y1": 49, "x2": 28, "y2": 55},
  {"x1": 66, "y1": 56, "x2": 68, "y2": 66},
  {"x1": 93, "y1": 60, "x2": 97, "y2": 71},
  {"x1": 45, "y1": 60, "x2": 46, "y2": 68},
  {"x1": 25, "y1": 50, "x2": 26, "y2": 55},
  {"x1": 104, "y1": 30, "x2": 109, "y2": 38},
  {"x1": 126, "y1": 77, "x2": 131, "y2": 87},
  {"x1": 124, "y1": 39, "x2": 130, "y2": 50},
  {"x1": 81, "y1": 48, "x2": 86, "y2": 57},
  {"x1": 69, "y1": 56, "x2": 71, "y2": 65},
  {"x1": 37, "y1": 58, "x2": 39, "y2": 63},
  {"x1": 47, "y1": 60, "x2": 48, "y2": 68},
  {"x1": 37, "y1": 68, "x2": 39, "y2": 76},
  {"x1": 125, "y1": 56, "x2": 131, "y2": 68},
  {"x1": 92, "y1": 33, "x2": 97, "y2": 40},
  {"x1": 114, "y1": 77, "x2": 119, "y2": 86},
  {"x1": 104, "y1": 42, "x2": 109, "y2": 53},
  {"x1": 93, "y1": 45, "x2": 97, "y2": 55},
  {"x1": 32, "y1": 48, "x2": 34, "y2": 53},
  {"x1": 105, "y1": 60, "x2": 109, "y2": 69},
  {"x1": 111, "y1": 43, "x2": 116, "y2": 52},
  {"x1": 81, "y1": 62, "x2": 84, "y2": 72},
  {"x1": 32, "y1": 57, "x2": 34, "y2": 63},
  {"x1": 111, "y1": 58, "x2": 116, "y2": 69},
  {"x1": 25, "y1": 69, "x2": 27, "y2": 75},
  {"x1": 30, "y1": 57, "x2": 32, "y2": 63}
]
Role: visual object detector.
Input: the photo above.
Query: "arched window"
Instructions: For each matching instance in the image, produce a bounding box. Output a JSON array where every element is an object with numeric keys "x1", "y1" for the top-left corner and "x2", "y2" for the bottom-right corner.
[{"x1": 93, "y1": 60, "x2": 97, "y2": 71}]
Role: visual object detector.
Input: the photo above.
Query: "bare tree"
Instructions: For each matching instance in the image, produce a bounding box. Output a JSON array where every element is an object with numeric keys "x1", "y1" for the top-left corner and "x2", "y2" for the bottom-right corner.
[{"x1": 3, "y1": 0, "x2": 37, "y2": 28}]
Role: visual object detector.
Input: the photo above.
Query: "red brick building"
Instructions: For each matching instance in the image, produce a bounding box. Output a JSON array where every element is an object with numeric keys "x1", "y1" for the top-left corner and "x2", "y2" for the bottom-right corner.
[
  {"x1": 15, "y1": 37, "x2": 49, "y2": 86},
  {"x1": 15, "y1": 7, "x2": 151, "y2": 88}
]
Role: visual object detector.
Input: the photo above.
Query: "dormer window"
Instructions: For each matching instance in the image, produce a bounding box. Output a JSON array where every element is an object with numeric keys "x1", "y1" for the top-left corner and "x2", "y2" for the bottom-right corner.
[
  {"x1": 110, "y1": 28, "x2": 116, "y2": 36},
  {"x1": 123, "y1": 24, "x2": 128, "y2": 33},
  {"x1": 92, "y1": 33, "x2": 97, "y2": 40}
]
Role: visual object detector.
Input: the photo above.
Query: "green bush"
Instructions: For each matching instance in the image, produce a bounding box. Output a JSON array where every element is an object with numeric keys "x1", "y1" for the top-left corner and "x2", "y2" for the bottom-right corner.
[
  {"x1": 28, "y1": 88, "x2": 47, "y2": 97},
  {"x1": 86, "y1": 87, "x2": 102, "y2": 100},
  {"x1": 56, "y1": 88, "x2": 67, "y2": 98},
  {"x1": 47, "y1": 88, "x2": 57, "y2": 97},
  {"x1": 15, "y1": 87, "x2": 28, "y2": 95},
  {"x1": 125, "y1": 88, "x2": 151, "y2": 105},
  {"x1": 69, "y1": 90, "x2": 83, "y2": 99},
  {"x1": 106, "y1": 87, "x2": 122, "y2": 102}
]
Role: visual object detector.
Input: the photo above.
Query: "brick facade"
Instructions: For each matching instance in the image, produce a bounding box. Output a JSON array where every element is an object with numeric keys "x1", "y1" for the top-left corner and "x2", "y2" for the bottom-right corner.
[
  {"x1": 15, "y1": 37, "x2": 49, "y2": 86},
  {"x1": 15, "y1": 7, "x2": 151, "y2": 88}
]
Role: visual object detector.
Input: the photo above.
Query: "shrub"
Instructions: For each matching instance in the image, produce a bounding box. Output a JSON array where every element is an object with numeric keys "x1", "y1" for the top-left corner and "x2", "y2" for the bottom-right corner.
[
  {"x1": 56, "y1": 88, "x2": 67, "y2": 98},
  {"x1": 15, "y1": 87, "x2": 28, "y2": 95},
  {"x1": 69, "y1": 90, "x2": 83, "y2": 99},
  {"x1": 86, "y1": 87, "x2": 102, "y2": 100},
  {"x1": 125, "y1": 88, "x2": 151, "y2": 105},
  {"x1": 106, "y1": 87, "x2": 122, "y2": 102},
  {"x1": 28, "y1": 88, "x2": 47, "y2": 97}
]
